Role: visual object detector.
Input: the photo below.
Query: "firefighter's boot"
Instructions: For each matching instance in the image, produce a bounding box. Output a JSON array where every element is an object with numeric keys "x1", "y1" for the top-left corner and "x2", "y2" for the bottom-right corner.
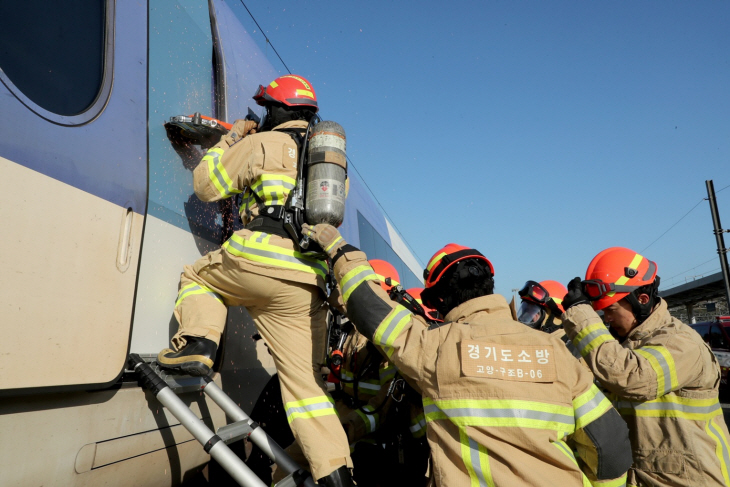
[
  {"x1": 157, "y1": 337, "x2": 217, "y2": 376},
  {"x1": 317, "y1": 466, "x2": 355, "y2": 487}
]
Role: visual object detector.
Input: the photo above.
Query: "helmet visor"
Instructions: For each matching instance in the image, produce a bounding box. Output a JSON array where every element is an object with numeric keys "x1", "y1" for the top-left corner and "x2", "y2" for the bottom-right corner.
[
  {"x1": 518, "y1": 280, "x2": 550, "y2": 305},
  {"x1": 517, "y1": 301, "x2": 545, "y2": 328}
]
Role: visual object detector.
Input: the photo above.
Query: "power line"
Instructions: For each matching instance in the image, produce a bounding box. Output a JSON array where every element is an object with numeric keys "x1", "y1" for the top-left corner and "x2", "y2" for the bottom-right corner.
[
  {"x1": 640, "y1": 198, "x2": 706, "y2": 253},
  {"x1": 238, "y1": 1, "x2": 291, "y2": 74},
  {"x1": 665, "y1": 257, "x2": 718, "y2": 282},
  {"x1": 716, "y1": 183, "x2": 730, "y2": 194},
  {"x1": 235, "y1": 1, "x2": 425, "y2": 266}
]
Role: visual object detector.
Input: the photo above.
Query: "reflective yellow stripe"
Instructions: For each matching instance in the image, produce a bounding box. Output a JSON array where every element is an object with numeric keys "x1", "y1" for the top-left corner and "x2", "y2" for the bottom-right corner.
[
  {"x1": 340, "y1": 265, "x2": 378, "y2": 302},
  {"x1": 573, "y1": 323, "x2": 615, "y2": 357},
  {"x1": 592, "y1": 474, "x2": 628, "y2": 487},
  {"x1": 175, "y1": 282, "x2": 223, "y2": 307},
  {"x1": 285, "y1": 396, "x2": 336, "y2": 424},
  {"x1": 634, "y1": 345, "x2": 678, "y2": 396},
  {"x1": 573, "y1": 385, "x2": 612, "y2": 429},
  {"x1": 705, "y1": 416, "x2": 730, "y2": 486},
  {"x1": 296, "y1": 88, "x2": 314, "y2": 98},
  {"x1": 426, "y1": 252, "x2": 447, "y2": 272},
  {"x1": 410, "y1": 413, "x2": 427, "y2": 438},
  {"x1": 616, "y1": 394, "x2": 722, "y2": 420},
  {"x1": 222, "y1": 234, "x2": 327, "y2": 278},
  {"x1": 424, "y1": 398, "x2": 575, "y2": 434},
  {"x1": 374, "y1": 272, "x2": 400, "y2": 287},
  {"x1": 324, "y1": 235, "x2": 343, "y2": 252},
  {"x1": 380, "y1": 364, "x2": 397, "y2": 383},
  {"x1": 238, "y1": 190, "x2": 255, "y2": 217},
  {"x1": 607, "y1": 254, "x2": 644, "y2": 297},
  {"x1": 552, "y1": 440, "x2": 592, "y2": 487},
  {"x1": 250, "y1": 174, "x2": 296, "y2": 206},
  {"x1": 204, "y1": 148, "x2": 241, "y2": 198},
  {"x1": 373, "y1": 305, "x2": 412, "y2": 352},
  {"x1": 355, "y1": 405, "x2": 379, "y2": 433},
  {"x1": 459, "y1": 428, "x2": 495, "y2": 487}
]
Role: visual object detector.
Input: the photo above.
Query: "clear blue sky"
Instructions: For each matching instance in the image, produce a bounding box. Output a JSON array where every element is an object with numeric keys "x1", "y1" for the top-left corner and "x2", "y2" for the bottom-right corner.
[{"x1": 227, "y1": 0, "x2": 730, "y2": 298}]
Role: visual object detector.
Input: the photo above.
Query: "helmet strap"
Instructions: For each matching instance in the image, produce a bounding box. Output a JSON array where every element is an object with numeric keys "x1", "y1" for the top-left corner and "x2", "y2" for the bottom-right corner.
[{"x1": 625, "y1": 277, "x2": 660, "y2": 325}]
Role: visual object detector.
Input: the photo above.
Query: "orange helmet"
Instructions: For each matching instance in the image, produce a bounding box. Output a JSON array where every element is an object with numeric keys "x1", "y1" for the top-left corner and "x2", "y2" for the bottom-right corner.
[
  {"x1": 406, "y1": 287, "x2": 442, "y2": 322},
  {"x1": 584, "y1": 247, "x2": 658, "y2": 311},
  {"x1": 423, "y1": 244, "x2": 493, "y2": 289},
  {"x1": 253, "y1": 75, "x2": 318, "y2": 111},
  {"x1": 369, "y1": 259, "x2": 400, "y2": 292},
  {"x1": 517, "y1": 280, "x2": 567, "y2": 328}
]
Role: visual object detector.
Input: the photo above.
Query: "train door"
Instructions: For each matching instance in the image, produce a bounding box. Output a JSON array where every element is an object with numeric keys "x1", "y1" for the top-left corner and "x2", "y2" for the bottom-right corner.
[{"x1": 0, "y1": 0, "x2": 147, "y2": 392}]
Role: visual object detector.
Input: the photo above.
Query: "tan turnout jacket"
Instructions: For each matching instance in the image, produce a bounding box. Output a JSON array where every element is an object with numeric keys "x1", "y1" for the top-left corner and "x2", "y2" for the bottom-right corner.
[
  {"x1": 562, "y1": 300, "x2": 730, "y2": 487},
  {"x1": 332, "y1": 248, "x2": 633, "y2": 487},
  {"x1": 193, "y1": 120, "x2": 327, "y2": 291}
]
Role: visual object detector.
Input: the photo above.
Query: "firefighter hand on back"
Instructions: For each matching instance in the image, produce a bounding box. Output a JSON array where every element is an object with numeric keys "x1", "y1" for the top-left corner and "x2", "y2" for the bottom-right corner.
[{"x1": 301, "y1": 223, "x2": 344, "y2": 259}]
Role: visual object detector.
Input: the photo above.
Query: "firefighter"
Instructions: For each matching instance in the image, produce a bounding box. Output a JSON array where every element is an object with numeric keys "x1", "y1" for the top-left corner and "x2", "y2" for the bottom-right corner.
[
  {"x1": 561, "y1": 247, "x2": 730, "y2": 486},
  {"x1": 517, "y1": 280, "x2": 581, "y2": 359},
  {"x1": 271, "y1": 259, "x2": 428, "y2": 486},
  {"x1": 157, "y1": 75, "x2": 353, "y2": 486},
  {"x1": 301, "y1": 224, "x2": 633, "y2": 487}
]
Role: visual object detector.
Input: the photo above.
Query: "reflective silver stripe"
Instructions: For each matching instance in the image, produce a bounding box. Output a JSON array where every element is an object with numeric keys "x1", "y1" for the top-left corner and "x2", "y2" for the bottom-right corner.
[
  {"x1": 358, "y1": 381, "x2": 381, "y2": 391},
  {"x1": 410, "y1": 417, "x2": 427, "y2": 433},
  {"x1": 208, "y1": 151, "x2": 235, "y2": 196},
  {"x1": 639, "y1": 347, "x2": 673, "y2": 395},
  {"x1": 468, "y1": 435, "x2": 489, "y2": 487},
  {"x1": 340, "y1": 267, "x2": 376, "y2": 298},
  {"x1": 439, "y1": 406, "x2": 573, "y2": 424},
  {"x1": 575, "y1": 392, "x2": 606, "y2": 421},
  {"x1": 376, "y1": 307, "x2": 412, "y2": 347},
  {"x1": 255, "y1": 232, "x2": 267, "y2": 243},
  {"x1": 576, "y1": 327, "x2": 612, "y2": 354},
  {"x1": 225, "y1": 237, "x2": 327, "y2": 276},
  {"x1": 286, "y1": 402, "x2": 334, "y2": 416},
  {"x1": 708, "y1": 419, "x2": 730, "y2": 475},
  {"x1": 616, "y1": 400, "x2": 720, "y2": 415}
]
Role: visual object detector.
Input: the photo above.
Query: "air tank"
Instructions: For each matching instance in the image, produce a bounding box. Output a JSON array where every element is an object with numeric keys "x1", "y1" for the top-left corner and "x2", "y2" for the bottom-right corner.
[{"x1": 305, "y1": 121, "x2": 347, "y2": 227}]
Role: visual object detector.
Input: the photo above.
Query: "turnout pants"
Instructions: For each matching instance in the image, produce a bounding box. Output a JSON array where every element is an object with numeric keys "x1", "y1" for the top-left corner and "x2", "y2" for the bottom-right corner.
[{"x1": 172, "y1": 247, "x2": 353, "y2": 479}]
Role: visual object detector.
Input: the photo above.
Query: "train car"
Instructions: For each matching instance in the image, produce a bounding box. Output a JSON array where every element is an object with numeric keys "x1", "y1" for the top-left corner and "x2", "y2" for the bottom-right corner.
[{"x1": 0, "y1": 1, "x2": 423, "y2": 485}]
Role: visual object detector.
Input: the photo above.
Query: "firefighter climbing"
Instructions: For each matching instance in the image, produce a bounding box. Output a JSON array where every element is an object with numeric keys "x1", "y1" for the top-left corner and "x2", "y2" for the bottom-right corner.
[{"x1": 157, "y1": 75, "x2": 355, "y2": 486}]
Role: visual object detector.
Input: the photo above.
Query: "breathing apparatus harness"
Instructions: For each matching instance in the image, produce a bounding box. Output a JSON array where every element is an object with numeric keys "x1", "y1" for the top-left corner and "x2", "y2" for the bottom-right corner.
[{"x1": 244, "y1": 115, "x2": 320, "y2": 248}]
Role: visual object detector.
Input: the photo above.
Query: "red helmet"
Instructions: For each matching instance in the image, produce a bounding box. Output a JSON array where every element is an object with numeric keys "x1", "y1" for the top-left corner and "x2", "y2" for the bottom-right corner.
[
  {"x1": 423, "y1": 244, "x2": 493, "y2": 289},
  {"x1": 252, "y1": 75, "x2": 318, "y2": 111},
  {"x1": 517, "y1": 280, "x2": 567, "y2": 328},
  {"x1": 369, "y1": 260, "x2": 400, "y2": 292},
  {"x1": 406, "y1": 287, "x2": 442, "y2": 322},
  {"x1": 584, "y1": 247, "x2": 658, "y2": 311}
]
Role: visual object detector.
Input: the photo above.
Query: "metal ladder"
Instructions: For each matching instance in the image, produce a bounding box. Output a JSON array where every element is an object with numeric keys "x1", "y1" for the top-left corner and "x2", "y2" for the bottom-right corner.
[{"x1": 128, "y1": 354, "x2": 315, "y2": 487}]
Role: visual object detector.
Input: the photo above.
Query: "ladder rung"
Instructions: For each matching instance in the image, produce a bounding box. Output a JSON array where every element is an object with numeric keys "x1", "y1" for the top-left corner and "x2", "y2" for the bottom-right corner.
[{"x1": 217, "y1": 420, "x2": 255, "y2": 444}]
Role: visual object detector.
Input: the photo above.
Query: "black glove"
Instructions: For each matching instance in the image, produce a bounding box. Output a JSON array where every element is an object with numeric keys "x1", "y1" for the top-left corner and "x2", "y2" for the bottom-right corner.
[{"x1": 562, "y1": 277, "x2": 590, "y2": 310}]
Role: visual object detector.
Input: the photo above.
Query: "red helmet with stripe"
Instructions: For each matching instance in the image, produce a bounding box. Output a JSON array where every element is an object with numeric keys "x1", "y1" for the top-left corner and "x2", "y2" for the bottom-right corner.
[
  {"x1": 584, "y1": 247, "x2": 658, "y2": 311},
  {"x1": 369, "y1": 259, "x2": 400, "y2": 292},
  {"x1": 253, "y1": 75, "x2": 318, "y2": 112},
  {"x1": 423, "y1": 243, "x2": 494, "y2": 289}
]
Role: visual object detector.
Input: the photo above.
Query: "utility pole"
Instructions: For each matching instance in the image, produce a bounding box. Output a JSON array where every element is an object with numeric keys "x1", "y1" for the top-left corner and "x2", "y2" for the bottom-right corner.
[{"x1": 706, "y1": 180, "x2": 730, "y2": 306}]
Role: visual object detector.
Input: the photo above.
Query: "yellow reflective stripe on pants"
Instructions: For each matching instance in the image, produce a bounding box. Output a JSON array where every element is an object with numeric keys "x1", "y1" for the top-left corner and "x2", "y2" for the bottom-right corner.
[
  {"x1": 552, "y1": 440, "x2": 592, "y2": 487},
  {"x1": 380, "y1": 364, "x2": 397, "y2": 383},
  {"x1": 285, "y1": 396, "x2": 337, "y2": 424},
  {"x1": 423, "y1": 397, "x2": 575, "y2": 434},
  {"x1": 175, "y1": 282, "x2": 223, "y2": 307},
  {"x1": 250, "y1": 174, "x2": 296, "y2": 206},
  {"x1": 616, "y1": 394, "x2": 722, "y2": 420},
  {"x1": 340, "y1": 265, "x2": 378, "y2": 303},
  {"x1": 634, "y1": 345, "x2": 678, "y2": 396},
  {"x1": 459, "y1": 428, "x2": 495, "y2": 487},
  {"x1": 222, "y1": 234, "x2": 327, "y2": 278},
  {"x1": 355, "y1": 405, "x2": 379, "y2": 433},
  {"x1": 205, "y1": 148, "x2": 241, "y2": 198},
  {"x1": 573, "y1": 384, "x2": 613, "y2": 429},
  {"x1": 592, "y1": 474, "x2": 628, "y2": 487},
  {"x1": 573, "y1": 323, "x2": 615, "y2": 357},
  {"x1": 373, "y1": 305, "x2": 412, "y2": 354},
  {"x1": 410, "y1": 413, "x2": 427, "y2": 438},
  {"x1": 705, "y1": 416, "x2": 730, "y2": 486},
  {"x1": 343, "y1": 378, "x2": 381, "y2": 396}
]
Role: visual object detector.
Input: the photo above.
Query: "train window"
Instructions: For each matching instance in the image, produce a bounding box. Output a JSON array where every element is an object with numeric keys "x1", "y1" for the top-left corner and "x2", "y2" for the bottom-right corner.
[
  {"x1": 357, "y1": 211, "x2": 423, "y2": 290},
  {"x1": 710, "y1": 325, "x2": 729, "y2": 350},
  {"x1": 0, "y1": 1, "x2": 111, "y2": 122}
]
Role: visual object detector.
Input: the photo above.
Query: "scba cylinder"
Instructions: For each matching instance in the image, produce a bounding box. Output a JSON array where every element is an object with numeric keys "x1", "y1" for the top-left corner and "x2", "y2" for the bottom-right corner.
[{"x1": 306, "y1": 121, "x2": 347, "y2": 227}]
